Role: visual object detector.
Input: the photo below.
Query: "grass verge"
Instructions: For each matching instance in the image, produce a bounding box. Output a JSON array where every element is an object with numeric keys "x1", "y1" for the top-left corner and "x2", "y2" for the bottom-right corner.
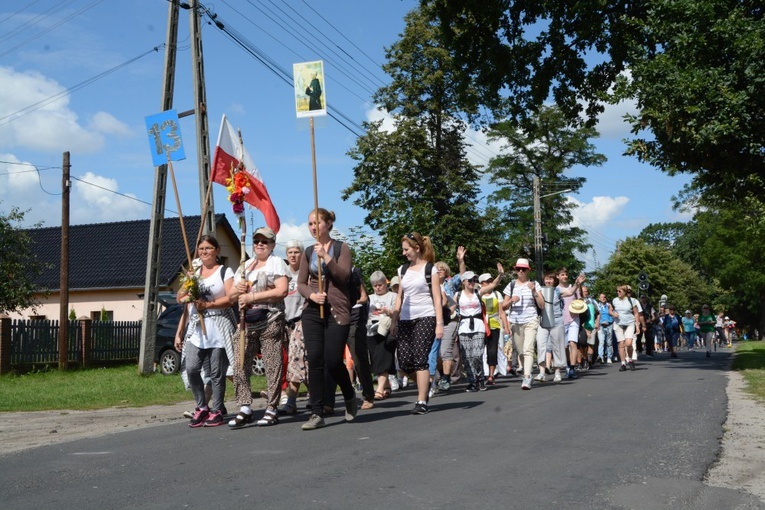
[
  {"x1": 0, "y1": 365, "x2": 265, "y2": 412},
  {"x1": 732, "y1": 340, "x2": 765, "y2": 402}
]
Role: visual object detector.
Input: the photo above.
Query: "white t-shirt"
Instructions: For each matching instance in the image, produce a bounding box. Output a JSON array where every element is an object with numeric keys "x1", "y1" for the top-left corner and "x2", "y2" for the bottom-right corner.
[
  {"x1": 398, "y1": 263, "x2": 438, "y2": 321},
  {"x1": 188, "y1": 266, "x2": 234, "y2": 349},
  {"x1": 503, "y1": 279, "x2": 541, "y2": 324},
  {"x1": 457, "y1": 290, "x2": 483, "y2": 335},
  {"x1": 283, "y1": 265, "x2": 303, "y2": 322},
  {"x1": 612, "y1": 296, "x2": 638, "y2": 326},
  {"x1": 367, "y1": 291, "x2": 397, "y2": 326},
  {"x1": 235, "y1": 254, "x2": 290, "y2": 312}
]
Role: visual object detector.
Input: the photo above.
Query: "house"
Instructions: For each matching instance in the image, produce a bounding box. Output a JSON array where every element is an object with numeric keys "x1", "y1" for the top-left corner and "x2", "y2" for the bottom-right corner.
[{"x1": 9, "y1": 214, "x2": 244, "y2": 321}]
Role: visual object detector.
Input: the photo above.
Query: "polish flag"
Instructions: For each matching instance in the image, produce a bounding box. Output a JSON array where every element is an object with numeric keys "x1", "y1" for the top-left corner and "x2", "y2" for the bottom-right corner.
[{"x1": 211, "y1": 114, "x2": 280, "y2": 233}]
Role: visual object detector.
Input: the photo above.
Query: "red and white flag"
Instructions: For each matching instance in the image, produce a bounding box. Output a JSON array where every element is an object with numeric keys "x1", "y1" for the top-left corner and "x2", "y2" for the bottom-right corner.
[{"x1": 211, "y1": 114, "x2": 280, "y2": 233}]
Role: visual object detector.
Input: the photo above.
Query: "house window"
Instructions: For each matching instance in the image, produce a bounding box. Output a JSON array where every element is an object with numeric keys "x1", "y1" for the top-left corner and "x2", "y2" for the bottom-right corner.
[{"x1": 91, "y1": 310, "x2": 114, "y2": 322}]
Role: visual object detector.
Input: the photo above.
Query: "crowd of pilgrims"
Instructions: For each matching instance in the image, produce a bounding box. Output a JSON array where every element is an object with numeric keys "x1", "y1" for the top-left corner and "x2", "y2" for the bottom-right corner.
[{"x1": 174, "y1": 209, "x2": 729, "y2": 430}]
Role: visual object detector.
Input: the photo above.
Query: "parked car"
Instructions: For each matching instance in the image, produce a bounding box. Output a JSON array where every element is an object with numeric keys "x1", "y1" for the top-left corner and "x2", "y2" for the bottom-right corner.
[{"x1": 153, "y1": 294, "x2": 264, "y2": 376}]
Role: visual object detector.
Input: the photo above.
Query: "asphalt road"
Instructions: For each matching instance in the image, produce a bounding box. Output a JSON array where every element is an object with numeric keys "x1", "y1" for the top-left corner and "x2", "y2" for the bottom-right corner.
[{"x1": 1, "y1": 350, "x2": 764, "y2": 509}]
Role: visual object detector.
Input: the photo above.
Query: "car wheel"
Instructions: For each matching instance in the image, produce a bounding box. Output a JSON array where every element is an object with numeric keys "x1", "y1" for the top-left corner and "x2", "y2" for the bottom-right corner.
[
  {"x1": 159, "y1": 349, "x2": 180, "y2": 375},
  {"x1": 252, "y1": 354, "x2": 266, "y2": 376}
]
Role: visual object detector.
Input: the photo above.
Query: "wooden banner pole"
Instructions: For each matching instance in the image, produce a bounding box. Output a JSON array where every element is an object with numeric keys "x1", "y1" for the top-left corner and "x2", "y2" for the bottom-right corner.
[{"x1": 309, "y1": 116, "x2": 323, "y2": 318}]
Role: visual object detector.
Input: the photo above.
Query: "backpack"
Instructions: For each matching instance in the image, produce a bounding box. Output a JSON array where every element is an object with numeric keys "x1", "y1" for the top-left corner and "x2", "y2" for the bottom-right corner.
[
  {"x1": 455, "y1": 289, "x2": 490, "y2": 336},
  {"x1": 400, "y1": 261, "x2": 450, "y2": 325}
]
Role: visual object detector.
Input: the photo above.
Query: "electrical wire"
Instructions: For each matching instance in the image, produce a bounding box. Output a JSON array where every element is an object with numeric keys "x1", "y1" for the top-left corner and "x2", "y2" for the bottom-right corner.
[
  {"x1": 0, "y1": 0, "x2": 45, "y2": 28},
  {"x1": 0, "y1": 45, "x2": 164, "y2": 127}
]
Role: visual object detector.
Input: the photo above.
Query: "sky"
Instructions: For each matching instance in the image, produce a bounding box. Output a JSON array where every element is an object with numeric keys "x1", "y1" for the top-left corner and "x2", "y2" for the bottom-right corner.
[{"x1": 0, "y1": 0, "x2": 693, "y2": 271}]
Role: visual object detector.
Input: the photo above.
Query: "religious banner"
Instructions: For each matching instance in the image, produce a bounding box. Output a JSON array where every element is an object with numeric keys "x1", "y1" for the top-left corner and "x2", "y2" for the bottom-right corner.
[{"x1": 293, "y1": 60, "x2": 326, "y2": 118}]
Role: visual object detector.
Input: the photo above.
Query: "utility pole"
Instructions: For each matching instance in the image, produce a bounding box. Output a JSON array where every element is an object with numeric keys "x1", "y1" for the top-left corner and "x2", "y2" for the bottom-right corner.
[
  {"x1": 190, "y1": 0, "x2": 215, "y2": 236},
  {"x1": 58, "y1": 152, "x2": 70, "y2": 369},
  {"x1": 533, "y1": 175, "x2": 543, "y2": 282},
  {"x1": 138, "y1": 1, "x2": 179, "y2": 375}
]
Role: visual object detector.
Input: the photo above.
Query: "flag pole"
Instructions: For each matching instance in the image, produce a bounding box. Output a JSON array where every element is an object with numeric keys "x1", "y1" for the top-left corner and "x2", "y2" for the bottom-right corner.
[
  {"x1": 166, "y1": 151, "x2": 206, "y2": 337},
  {"x1": 309, "y1": 116, "x2": 324, "y2": 318},
  {"x1": 237, "y1": 129, "x2": 248, "y2": 370}
]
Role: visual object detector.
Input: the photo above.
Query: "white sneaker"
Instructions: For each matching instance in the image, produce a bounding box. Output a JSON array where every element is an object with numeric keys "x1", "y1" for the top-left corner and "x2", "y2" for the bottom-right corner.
[
  {"x1": 606, "y1": 358, "x2": 613, "y2": 364},
  {"x1": 553, "y1": 371, "x2": 562, "y2": 383},
  {"x1": 521, "y1": 377, "x2": 532, "y2": 390},
  {"x1": 428, "y1": 387, "x2": 436, "y2": 399},
  {"x1": 534, "y1": 373, "x2": 547, "y2": 382},
  {"x1": 401, "y1": 376, "x2": 409, "y2": 388},
  {"x1": 388, "y1": 374, "x2": 400, "y2": 391}
]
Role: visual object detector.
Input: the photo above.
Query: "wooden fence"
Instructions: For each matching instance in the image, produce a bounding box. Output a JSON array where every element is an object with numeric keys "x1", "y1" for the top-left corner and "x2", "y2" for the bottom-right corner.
[{"x1": 0, "y1": 316, "x2": 143, "y2": 374}]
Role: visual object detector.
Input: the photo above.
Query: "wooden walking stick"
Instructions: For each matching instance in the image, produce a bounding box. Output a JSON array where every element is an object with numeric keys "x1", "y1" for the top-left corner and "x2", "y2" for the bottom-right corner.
[
  {"x1": 167, "y1": 151, "x2": 206, "y2": 337},
  {"x1": 236, "y1": 129, "x2": 249, "y2": 371},
  {"x1": 309, "y1": 116, "x2": 324, "y2": 318}
]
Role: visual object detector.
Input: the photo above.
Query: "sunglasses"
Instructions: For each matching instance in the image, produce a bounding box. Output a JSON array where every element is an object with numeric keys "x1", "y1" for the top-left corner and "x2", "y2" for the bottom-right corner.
[
  {"x1": 253, "y1": 238, "x2": 272, "y2": 245},
  {"x1": 515, "y1": 267, "x2": 528, "y2": 272}
]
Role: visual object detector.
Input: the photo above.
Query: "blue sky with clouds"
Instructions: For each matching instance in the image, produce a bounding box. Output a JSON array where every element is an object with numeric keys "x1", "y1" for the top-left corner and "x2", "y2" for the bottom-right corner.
[{"x1": 0, "y1": 0, "x2": 692, "y2": 270}]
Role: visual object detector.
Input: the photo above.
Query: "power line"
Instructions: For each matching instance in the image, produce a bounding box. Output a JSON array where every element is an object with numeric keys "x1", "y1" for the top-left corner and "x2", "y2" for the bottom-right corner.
[
  {"x1": 0, "y1": 45, "x2": 164, "y2": 126},
  {"x1": 0, "y1": 0, "x2": 45, "y2": 28}
]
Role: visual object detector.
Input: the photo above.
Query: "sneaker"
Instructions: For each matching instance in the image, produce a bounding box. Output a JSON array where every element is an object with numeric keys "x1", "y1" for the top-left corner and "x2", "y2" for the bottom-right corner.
[
  {"x1": 301, "y1": 414, "x2": 325, "y2": 431},
  {"x1": 437, "y1": 378, "x2": 450, "y2": 391},
  {"x1": 257, "y1": 409, "x2": 279, "y2": 426},
  {"x1": 619, "y1": 363, "x2": 627, "y2": 372},
  {"x1": 553, "y1": 371, "x2": 562, "y2": 383},
  {"x1": 411, "y1": 401, "x2": 428, "y2": 415},
  {"x1": 183, "y1": 407, "x2": 198, "y2": 420},
  {"x1": 567, "y1": 368, "x2": 578, "y2": 379},
  {"x1": 428, "y1": 387, "x2": 437, "y2": 399},
  {"x1": 521, "y1": 377, "x2": 532, "y2": 390},
  {"x1": 278, "y1": 402, "x2": 298, "y2": 415},
  {"x1": 478, "y1": 379, "x2": 487, "y2": 391},
  {"x1": 509, "y1": 368, "x2": 518, "y2": 377},
  {"x1": 534, "y1": 373, "x2": 547, "y2": 382},
  {"x1": 203, "y1": 410, "x2": 224, "y2": 427},
  {"x1": 597, "y1": 356, "x2": 604, "y2": 364},
  {"x1": 629, "y1": 360, "x2": 635, "y2": 371},
  {"x1": 228, "y1": 411, "x2": 254, "y2": 428},
  {"x1": 189, "y1": 408, "x2": 210, "y2": 428},
  {"x1": 401, "y1": 376, "x2": 409, "y2": 388},
  {"x1": 389, "y1": 374, "x2": 400, "y2": 391},
  {"x1": 606, "y1": 358, "x2": 613, "y2": 364},
  {"x1": 344, "y1": 397, "x2": 358, "y2": 422},
  {"x1": 465, "y1": 384, "x2": 478, "y2": 393}
]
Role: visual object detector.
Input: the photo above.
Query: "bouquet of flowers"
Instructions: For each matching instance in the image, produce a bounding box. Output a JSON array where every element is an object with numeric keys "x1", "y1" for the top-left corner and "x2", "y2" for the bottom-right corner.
[
  {"x1": 179, "y1": 272, "x2": 201, "y2": 303},
  {"x1": 225, "y1": 163, "x2": 251, "y2": 226}
]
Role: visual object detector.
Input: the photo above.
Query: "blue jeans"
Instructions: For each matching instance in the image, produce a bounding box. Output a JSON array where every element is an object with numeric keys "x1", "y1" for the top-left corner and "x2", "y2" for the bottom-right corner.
[
  {"x1": 428, "y1": 337, "x2": 442, "y2": 377},
  {"x1": 597, "y1": 323, "x2": 613, "y2": 360}
]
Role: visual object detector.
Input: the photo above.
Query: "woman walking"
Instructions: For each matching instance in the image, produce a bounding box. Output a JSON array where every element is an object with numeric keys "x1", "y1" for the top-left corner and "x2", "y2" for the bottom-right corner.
[
  {"x1": 227, "y1": 227, "x2": 289, "y2": 428},
  {"x1": 611, "y1": 285, "x2": 641, "y2": 371},
  {"x1": 297, "y1": 208, "x2": 358, "y2": 430},
  {"x1": 391, "y1": 232, "x2": 444, "y2": 415},
  {"x1": 176, "y1": 235, "x2": 236, "y2": 428}
]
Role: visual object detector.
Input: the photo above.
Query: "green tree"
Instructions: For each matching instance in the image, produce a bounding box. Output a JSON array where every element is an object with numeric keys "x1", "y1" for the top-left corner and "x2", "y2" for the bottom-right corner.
[
  {"x1": 425, "y1": 0, "x2": 765, "y2": 204},
  {"x1": 486, "y1": 106, "x2": 604, "y2": 276},
  {"x1": 0, "y1": 206, "x2": 48, "y2": 314},
  {"x1": 591, "y1": 237, "x2": 708, "y2": 313},
  {"x1": 342, "y1": 5, "x2": 500, "y2": 276},
  {"x1": 695, "y1": 207, "x2": 765, "y2": 339}
]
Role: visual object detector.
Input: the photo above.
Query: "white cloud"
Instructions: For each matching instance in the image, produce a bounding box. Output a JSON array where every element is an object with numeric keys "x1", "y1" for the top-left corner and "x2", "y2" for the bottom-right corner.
[
  {"x1": 595, "y1": 98, "x2": 638, "y2": 140},
  {"x1": 363, "y1": 105, "x2": 505, "y2": 168},
  {"x1": 569, "y1": 195, "x2": 630, "y2": 230},
  {"x1": 0, "y1": 66, "x2": 104, "y2": 153},
  {"x1": 70, "y1": 171, "x2": 146, "y2": 224},
  {"x1": 88, "y1": 112, "x2": 132, "y2": 137}
]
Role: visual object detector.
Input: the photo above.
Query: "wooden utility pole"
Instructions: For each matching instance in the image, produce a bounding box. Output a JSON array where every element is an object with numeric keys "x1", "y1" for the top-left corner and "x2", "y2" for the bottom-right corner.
[
  {"x1": 190, "y1": 0, "x2": 215, "y2": 236},
  {"x1": 138, "y1": 1, "x2": 179, "y2": 375},
  {"x1": 58, "y1": 152, "x2": 71, "y2": 369}
]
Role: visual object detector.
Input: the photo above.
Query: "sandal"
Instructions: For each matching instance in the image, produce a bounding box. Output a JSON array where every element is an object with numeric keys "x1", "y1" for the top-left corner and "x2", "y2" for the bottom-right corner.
[
  {"x1": 256, "y1": 409, "x2": 278, "y2": 427},
  {"x1": 374, "y1": 391, "x2": 386, "y2": 401},
  {"x1": 228, "y1": 411, "x2": 254, "y2": 428},
  {"x1": 361, "y1": 400, "x2": 374, "y2": 410}
]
